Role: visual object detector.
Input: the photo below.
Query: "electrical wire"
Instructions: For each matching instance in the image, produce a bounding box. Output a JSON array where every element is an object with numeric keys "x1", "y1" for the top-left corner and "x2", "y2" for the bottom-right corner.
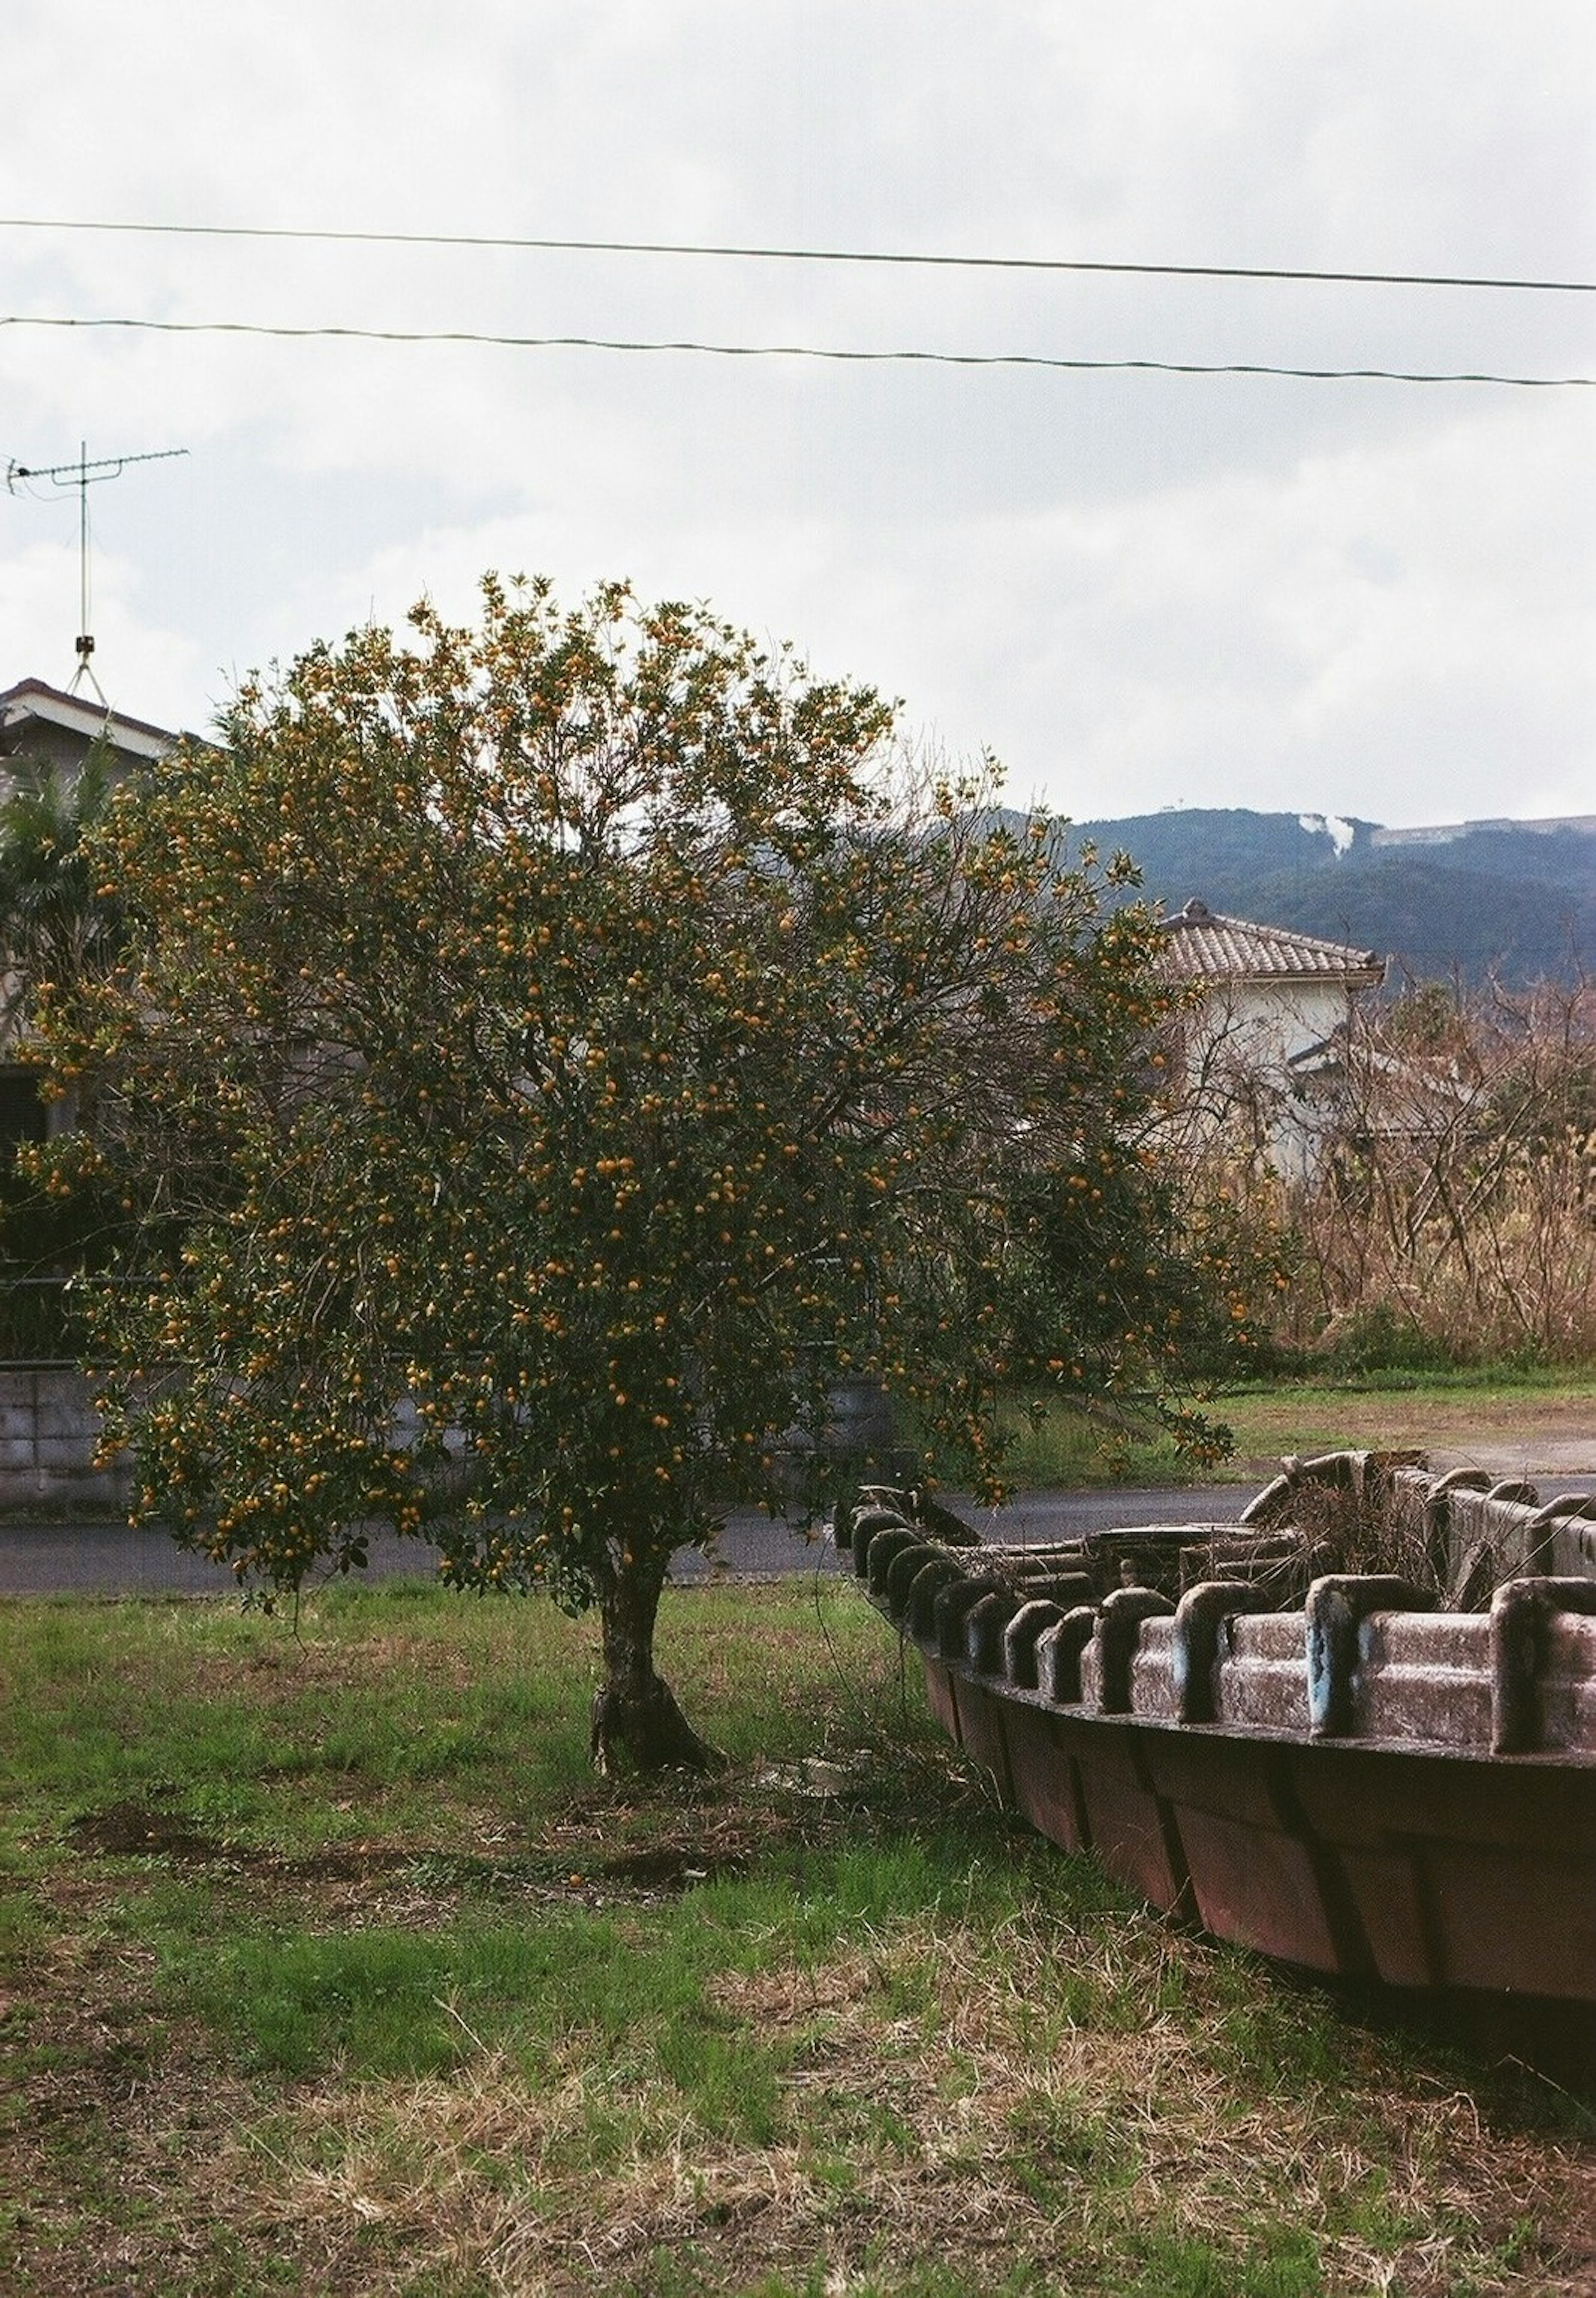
[
  {"x1": 0, "y1": 213, "x2": 1592, "y2": 296},
  {"x1": 0, "y1": 311, "x2": 1588, "y2": 387}
]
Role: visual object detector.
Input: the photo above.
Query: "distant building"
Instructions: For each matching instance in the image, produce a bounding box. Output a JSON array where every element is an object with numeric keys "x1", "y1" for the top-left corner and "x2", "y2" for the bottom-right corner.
[
  {"x1": 0, "y1": 681, "x2": 179, "y2": 1489},
  {"x1": 0, "y1": 677, "x2": 179, "y2": 1144},
  {"x1": 1158, "y1": 897, "x2": 1386, "y2": 1177},
  {"x1": 0, "y1": 677, "x2": 176, "y2": 793}
]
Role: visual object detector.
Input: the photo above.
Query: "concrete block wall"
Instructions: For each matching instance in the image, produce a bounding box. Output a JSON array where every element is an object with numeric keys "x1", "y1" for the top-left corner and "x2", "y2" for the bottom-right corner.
[{"x1": 0, "y1": 1366, "x2": 130, "y2": 1509}]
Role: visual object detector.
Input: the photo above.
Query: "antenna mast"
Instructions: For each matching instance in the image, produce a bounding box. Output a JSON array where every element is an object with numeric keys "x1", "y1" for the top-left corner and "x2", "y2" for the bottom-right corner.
[{"x1": 6, "y1": 441, "x2": 188, "y2": 704}]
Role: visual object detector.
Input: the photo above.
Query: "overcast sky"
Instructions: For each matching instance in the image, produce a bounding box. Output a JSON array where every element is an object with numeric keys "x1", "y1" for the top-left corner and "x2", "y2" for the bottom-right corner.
[{"x1": 0, "y1": 2, "x2": 1591, "y2": 828}]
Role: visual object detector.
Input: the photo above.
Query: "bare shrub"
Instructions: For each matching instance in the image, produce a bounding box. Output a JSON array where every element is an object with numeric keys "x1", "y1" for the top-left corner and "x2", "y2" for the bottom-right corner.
[{"x1": 1179, "y1": 978, "x2": 1596, "y2": 1368}]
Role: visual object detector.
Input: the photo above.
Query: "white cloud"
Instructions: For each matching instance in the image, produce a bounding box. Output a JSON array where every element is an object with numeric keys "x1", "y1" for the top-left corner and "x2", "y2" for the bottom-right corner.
[{"x1": 0, "y1": 1, "x2": 1589, "y2": 823}]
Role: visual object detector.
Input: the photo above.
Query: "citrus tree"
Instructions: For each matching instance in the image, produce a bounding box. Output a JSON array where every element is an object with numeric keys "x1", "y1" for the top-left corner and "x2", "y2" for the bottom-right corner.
[{"x1": 36, "y1": 578, "x2": 1242, "y2": 1770}]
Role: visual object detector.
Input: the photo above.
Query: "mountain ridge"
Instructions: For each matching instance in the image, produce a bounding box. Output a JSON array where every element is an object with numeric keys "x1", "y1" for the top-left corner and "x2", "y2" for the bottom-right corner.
[{"x1": 1052, "y1": 807, "x2": 1596, "y2": 986}]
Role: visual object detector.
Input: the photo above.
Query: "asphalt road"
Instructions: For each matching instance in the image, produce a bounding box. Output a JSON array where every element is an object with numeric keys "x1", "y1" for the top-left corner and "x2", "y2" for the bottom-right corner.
[
  {"x1": 0, "y1": 1487, "x2": 1256, "y2": 1598},
  {"x1": 11, "y1": 1455, "x2": 1596, "y2": 1598}
]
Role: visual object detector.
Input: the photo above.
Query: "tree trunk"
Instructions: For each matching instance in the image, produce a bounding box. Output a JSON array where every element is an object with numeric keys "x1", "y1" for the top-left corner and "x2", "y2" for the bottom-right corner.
[{"x1": 589, "y1": 1546, "x2": 724, "y2": 1775}]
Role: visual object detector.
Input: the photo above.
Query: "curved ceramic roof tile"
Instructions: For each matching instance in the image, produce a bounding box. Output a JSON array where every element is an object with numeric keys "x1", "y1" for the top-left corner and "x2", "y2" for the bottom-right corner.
[{"x1": 1159, "y1": 897, "x2": 1384, "y2": 986}]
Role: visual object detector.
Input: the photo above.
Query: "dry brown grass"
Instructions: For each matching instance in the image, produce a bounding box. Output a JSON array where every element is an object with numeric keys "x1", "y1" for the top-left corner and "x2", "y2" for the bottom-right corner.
[
  {"x1": 8, "y1": 1879, "x2": 1595, "y2": 2296},
  {"x1": 145, "y1": 1915, "x2": 1591, "y2": 2297},
  {"x1": 1223, "y1": 1382, "x2": 1596, "y2": 1470}
]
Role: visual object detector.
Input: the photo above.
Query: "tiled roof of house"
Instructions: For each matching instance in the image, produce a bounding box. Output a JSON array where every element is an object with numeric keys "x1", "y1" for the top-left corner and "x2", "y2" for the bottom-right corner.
[{"x1": 1159, "y1": 898, "x2": 1385, "y2": 987}]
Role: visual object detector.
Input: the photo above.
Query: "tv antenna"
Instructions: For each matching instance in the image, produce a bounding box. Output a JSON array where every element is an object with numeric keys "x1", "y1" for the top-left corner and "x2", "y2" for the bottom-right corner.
[{"x1": 5, "y1": 441, "x2": 188, "y2": 704}]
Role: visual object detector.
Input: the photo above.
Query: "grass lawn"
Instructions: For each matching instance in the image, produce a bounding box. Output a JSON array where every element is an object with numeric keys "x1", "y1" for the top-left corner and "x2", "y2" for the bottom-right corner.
[
  {"x1": 996, "y1": 1370, "x2": 1596, "y2": 1490},
  {"x1": 3, "y1": 1578, "x2": 1595, "y2": 2295}
]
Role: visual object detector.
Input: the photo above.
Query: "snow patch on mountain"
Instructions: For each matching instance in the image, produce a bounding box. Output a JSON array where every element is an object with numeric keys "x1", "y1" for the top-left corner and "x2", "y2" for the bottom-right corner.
[{"x1": 1299, "y1": 813, "x2": 1356, "y2": 857}]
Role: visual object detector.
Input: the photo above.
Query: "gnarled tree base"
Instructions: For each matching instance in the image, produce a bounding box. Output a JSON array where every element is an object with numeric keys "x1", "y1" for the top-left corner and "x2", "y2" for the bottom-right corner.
[{"x1": 590, "y1": 1670, "x2": 725, "y2": 1775}]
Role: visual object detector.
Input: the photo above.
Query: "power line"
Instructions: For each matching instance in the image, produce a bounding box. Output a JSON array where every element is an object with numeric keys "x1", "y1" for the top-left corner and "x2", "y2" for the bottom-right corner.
[
  {"x1": 0, "y1": 311, "x2": 1589, "y2": 387},
  {"x1": 1, "y1": 212, "x2": 1592, "y2": 297}
]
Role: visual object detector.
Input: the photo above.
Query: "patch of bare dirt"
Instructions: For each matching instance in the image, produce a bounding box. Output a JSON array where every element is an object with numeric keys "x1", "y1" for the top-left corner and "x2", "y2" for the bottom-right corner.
[
  {"x1": 67, "y1": 1800, "x2": 229, "y2": 1863},
  {"x1": 57, "y1": 1776, "x2": 855, "y2": 1919},
  {"x1": 594, "y1": 1843, "x2": 748, "y2": 1890}
]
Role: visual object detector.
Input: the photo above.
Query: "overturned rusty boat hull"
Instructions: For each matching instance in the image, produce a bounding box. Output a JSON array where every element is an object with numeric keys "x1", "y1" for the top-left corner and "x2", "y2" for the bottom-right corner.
[{"x1": 846, "y1": 1460, "x2": 1596, "y2": 2006}]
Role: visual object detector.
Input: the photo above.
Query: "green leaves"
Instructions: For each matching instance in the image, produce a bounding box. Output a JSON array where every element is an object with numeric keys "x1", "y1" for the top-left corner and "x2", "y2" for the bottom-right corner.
[{"x1": 35, "y1": 577, "x2": 1243, "y2": 1622}]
